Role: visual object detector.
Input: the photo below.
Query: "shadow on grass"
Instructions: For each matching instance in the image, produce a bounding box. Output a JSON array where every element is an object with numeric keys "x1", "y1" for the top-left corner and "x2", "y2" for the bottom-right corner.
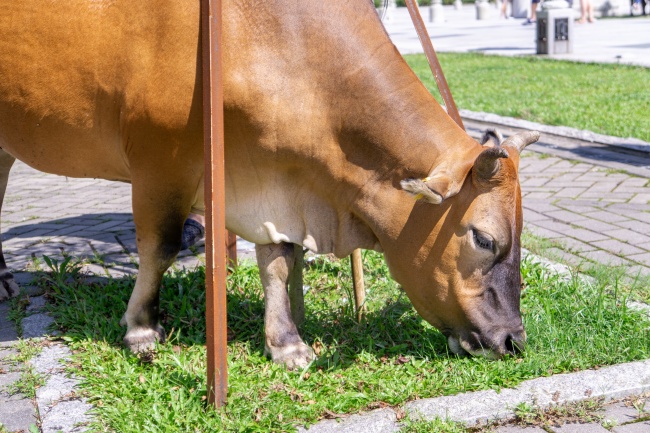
[{"x1": 41, "y1": 264, "x2": 450, "y2": 373}]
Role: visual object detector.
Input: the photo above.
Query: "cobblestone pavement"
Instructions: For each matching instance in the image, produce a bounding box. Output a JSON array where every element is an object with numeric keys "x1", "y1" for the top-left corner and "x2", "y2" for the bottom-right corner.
[{"x1": 1, "y1": 131, "x2": 650, "y2": 432}]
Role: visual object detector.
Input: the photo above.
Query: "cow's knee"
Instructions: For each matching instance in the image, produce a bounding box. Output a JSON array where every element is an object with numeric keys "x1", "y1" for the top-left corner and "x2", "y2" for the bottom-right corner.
[{"x1": 256, "y1": 243, "x2": 314, "y2": 369}]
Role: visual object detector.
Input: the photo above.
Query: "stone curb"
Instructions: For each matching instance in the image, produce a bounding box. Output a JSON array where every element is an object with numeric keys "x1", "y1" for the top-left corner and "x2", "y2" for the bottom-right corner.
[{"x1": 461, "y1": 110, "x2": 650, "y2": 154}]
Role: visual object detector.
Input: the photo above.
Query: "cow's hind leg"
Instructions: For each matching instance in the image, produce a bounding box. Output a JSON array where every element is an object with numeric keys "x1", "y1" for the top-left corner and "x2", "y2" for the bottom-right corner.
[
  {"x1": 120, "y1": 180, "x2": 188, "y2": 352},
  {"x1": 0, "y1": 150, "x2": 18, "y2": 302},
  {"x1": 256, "y1": 242, "x2": 314, "y2": 369}
]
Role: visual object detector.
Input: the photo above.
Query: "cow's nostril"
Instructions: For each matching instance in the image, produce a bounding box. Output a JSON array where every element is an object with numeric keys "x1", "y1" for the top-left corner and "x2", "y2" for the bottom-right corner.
[{"x1": 504, "y1": 333, "x2": 526, "y2": 355}]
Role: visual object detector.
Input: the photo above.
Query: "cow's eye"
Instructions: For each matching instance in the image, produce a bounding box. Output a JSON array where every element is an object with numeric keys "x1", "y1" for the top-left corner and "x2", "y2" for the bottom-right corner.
[{"x1": 473, "y1": 229, "x2": 494, "y2": 252}]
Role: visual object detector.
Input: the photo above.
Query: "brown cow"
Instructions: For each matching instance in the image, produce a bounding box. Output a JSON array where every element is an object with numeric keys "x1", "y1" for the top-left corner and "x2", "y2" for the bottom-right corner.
[{"x1": 0, "y1": 0, "x2": 539, "y2": 367}]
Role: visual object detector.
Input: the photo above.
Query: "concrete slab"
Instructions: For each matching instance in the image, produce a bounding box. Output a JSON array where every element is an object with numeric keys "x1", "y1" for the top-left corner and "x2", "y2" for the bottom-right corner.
[
  {"x1": 41, "y1": 399, "x2": 91, "y2": 433},
  {"x1": 299, "y1": 408, "x2": 399, "y2": 433},
  {"x1": 404, "y1": 360, "x2": 650, "y2": 426},
  {"x1": 0, "y1": 398, "x2": 38, "y2": 432}
]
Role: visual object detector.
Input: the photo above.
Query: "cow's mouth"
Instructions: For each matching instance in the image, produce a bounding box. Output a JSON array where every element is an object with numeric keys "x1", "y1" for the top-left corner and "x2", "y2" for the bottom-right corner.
[{"x1": 446, "y1": 329, "x2": 526, "y2": 360}]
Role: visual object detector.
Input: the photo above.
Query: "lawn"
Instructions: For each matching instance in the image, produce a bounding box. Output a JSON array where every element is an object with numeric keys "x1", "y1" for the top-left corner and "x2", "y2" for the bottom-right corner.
[
  {"x1": 24, "y1": 251, "x2": 650, "y2": 432},
  {"x1": 405, "y1": 53, "x2": 650, "y2": 142}
]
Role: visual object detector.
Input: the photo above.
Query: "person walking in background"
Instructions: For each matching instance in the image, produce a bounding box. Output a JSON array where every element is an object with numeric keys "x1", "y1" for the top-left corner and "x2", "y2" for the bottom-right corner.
[
  {"x1": 523, "y1": 0, "x2": 540, "y2": 23},
  {"x1": 577, "y1": 0, "x2": 595, "y2": 22},
  {"x1": 500, "y1": 0, "x2": 511, "y2": 18}
]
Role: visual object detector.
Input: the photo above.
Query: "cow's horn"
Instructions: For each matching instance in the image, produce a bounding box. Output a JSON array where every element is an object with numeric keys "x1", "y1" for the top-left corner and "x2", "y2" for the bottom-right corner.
[
  {"x1": 475, "y1": 146, "x2": 509, "y2": 180},
  {"x1": 504, "y1": 131, "x2": 541, "y2": 153}
]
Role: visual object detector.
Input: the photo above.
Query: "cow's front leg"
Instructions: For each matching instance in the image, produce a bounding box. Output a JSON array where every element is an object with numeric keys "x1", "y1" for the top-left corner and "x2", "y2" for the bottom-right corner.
[
  {"x1": 256, "y1": 243, "x2": 314, "y2": 369},
  {"x1": 0, "y1": 149, "x2": 18, "y2": 302}
]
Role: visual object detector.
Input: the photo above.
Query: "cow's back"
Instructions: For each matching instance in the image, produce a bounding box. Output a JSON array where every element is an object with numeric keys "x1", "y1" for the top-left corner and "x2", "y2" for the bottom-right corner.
[{"x1": 0, "y1": 0, "x2": 202, "y2": 181}]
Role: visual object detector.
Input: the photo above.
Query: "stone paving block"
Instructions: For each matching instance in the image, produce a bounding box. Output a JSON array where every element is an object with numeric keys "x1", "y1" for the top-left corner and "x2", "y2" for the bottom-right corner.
[
  {"x1": 545, "y1": 248, "x2": 589, "y2": 267},
  {"x1": 612, "y1": 421, "x2": 650, "y2": 433},
  {"x1": 0, "y1": 398, "x2": 38, "y2": 432},
  {"x1": 41, "y1": 399, "x2": 92, "y2": 433},
  {"x1": 299, "y1": 408, "x2": 398, "y2": 433},
  {"x1": 22, "y1": 313, "x2": 55, "y2": 339},
  {"x1": 605, "y1": 229, "x2": 650, "y2": 245},
  {"x1": 524, "y1": 225, "x2": 565, "y2": 240},
  {"x1": 626, "y1": 253, "x2": 650, "y2": 268},
  {"x1": 578, "y1": 250, "x2": 631, "y2": 267},
  {"x1": 494, "y1": 427, "x2": 548, "y2": 433},
  {"x1": 628, "y1": 194, "x2": 650, "y2": 204},
  {"x1": 0, "y1": 325, "x2": 18, "y2": 347},
  {"x1": 601, "y1": 401, "x2": 641, "y2": 425},
  {"x1": 522, "y1": 201, "x2": 562, "y2": 213},
  {"x1": 590, "y1": 240, "x2": 645, "y2": 256},
  {"x1": 571, "y1": 219, "x2": 621, "y2": 233},
  {"x1": 545, "y1": 210, "x2": 584, "y2": 224},
  {"x1": 586, "y1": 211, "x2": 630, "y2": 224},
  {"x1": 0, "y1": 347, "x2": 17, "y2": 362},
  {"x1": 25, "y1": 295, "x2": 47, "y2": 313},
  {"x1": 553, "y1": 188, "x2": 590, "y2": 198},
  {"x1": 523, "y1": 192, "x2": 555, "y2": 199},
  {"x1": 614, "y1": 220, "x2": 650, "y2": 234},
  {"x1": 550, "y1": 422, "x2": 610, "y2": 432}
]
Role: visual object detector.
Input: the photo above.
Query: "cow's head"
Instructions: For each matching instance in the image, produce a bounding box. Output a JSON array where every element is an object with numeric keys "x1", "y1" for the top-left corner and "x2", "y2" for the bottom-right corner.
[{"x1": 390, "y1": 130, "x2": 539, "y2": 359}]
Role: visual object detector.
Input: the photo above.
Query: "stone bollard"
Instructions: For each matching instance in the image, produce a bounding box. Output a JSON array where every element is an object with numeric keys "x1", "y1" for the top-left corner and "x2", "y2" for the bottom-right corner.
[
  {"x1": 476, "y1": 0, "x2": 491, "y2": 19},
  {"x1": 429, "y1": 0, "x2": 445, "y2": 22},
  {"x1": 536, "y1": 0, "x2": 575, "y2": 54}
]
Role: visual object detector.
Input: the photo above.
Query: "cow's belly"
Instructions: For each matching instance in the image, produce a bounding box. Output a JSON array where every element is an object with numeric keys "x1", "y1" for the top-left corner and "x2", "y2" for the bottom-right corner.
[{"x1": 0, "y1": 104, "x2": 131, "y2": 181}]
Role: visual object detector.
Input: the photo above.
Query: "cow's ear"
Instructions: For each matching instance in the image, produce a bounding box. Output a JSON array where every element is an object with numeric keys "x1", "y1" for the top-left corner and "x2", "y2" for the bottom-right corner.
[
  {"x1": 401, "y1": 175, "x2": 451, "y2": 204},
  {"x1": 479, "y1": 129, "x2": 504, "y2": 147}
]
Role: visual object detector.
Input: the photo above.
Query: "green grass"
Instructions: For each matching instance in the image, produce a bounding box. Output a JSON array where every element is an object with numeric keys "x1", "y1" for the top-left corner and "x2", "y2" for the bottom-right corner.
[
  {"x1": 405, "y1": 53, "x2": 650, "y2": 142},
  {"x1": 34, "y1": 250, "x2": 650, "y2": 432}
]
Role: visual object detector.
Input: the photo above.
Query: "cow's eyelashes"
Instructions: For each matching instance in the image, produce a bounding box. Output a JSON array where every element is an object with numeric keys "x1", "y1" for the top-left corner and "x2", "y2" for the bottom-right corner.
[{"x1": 473, "y1": 229, "x2": 494, "y2": 252}]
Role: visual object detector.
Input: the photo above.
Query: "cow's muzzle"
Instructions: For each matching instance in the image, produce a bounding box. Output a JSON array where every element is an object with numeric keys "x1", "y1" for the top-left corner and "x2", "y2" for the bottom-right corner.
[{"x1": 447, "y1": 327, "x2": 526, "y2": 359}]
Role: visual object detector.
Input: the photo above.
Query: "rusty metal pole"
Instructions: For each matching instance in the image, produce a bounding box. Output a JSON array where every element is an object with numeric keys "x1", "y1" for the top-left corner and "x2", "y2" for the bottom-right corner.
[
  {"x1": 404, "y1": 0, "x2": 464, "y2": 130},
  {"x1": 201, "y1": 0, "x2": 228, "y2": 407},
  {"x1": 288, "y1": 244, "x2": 305, "y2": 326},
  {"x1": 226, "y1": 231, "x2": 237, "y2": 268}
]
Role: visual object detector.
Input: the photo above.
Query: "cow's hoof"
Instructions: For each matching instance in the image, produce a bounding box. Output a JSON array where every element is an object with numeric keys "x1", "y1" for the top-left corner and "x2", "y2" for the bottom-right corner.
[
  {"x1": 123, "y1": 325, "x2": 166, "y2": 353},
  {"x1": 0, "y1": 272, "x2": 19, "y2": 302},
  {"x1": 266, "y1": 342, "x2": 315, "y2": 370}
]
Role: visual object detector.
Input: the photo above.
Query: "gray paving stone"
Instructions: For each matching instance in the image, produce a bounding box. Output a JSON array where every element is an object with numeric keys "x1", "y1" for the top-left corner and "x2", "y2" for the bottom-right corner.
[
  {"x1": 601, "y1": 401, "x2": 641, "y2": 425},
  {"x1": 41, "y1": 399, "x2": 92, "y2": 433},
  {"x1": 605, "y1": 229, "x2": 650, "y2": 245},
  {"x1": 0, "y1": 398, "x2": 38, "y2": 432},
  {"x1": 579, "y1": 250, "x2": 631, "y2": 267},
  {"x1": 25, "y1": 295, "x2": 47, "y2": 313},
  {"x1": 494, "y1": 427, "x2": 547, "y2": 433},
  {"x1": 612, "y1": 421, "x2": 650, "y2": 433},
  {"x1": 524, "y1": 224, "x2": 566, "y2": 240},
  {"x1": 0, "y1": 325, "x2": 18, "y2": 347},
  {"x1": 545, "y1": 210, "x2": 584, "y2": 224},
  {"x1": 549, "y1": 423, "x2": 610, "y2": 432},
  {"x1": 22, "y1": 313, "x2": 55, "y2": 339},
  {"x1": 590, "y1": 240, "x2": 645, "y2": 256},
  {"x1": 583, "y1": 211, "x2": 630, "y2": 224},
  {"x1": 626, "y1": 253, "x2": 650, "y2": 268},
  {"x1": 571, "y1": 219, "x2": 621, "y2": 233},
  {"x1": 299, "y1": 408, "x2": 398, "y2": 433}
]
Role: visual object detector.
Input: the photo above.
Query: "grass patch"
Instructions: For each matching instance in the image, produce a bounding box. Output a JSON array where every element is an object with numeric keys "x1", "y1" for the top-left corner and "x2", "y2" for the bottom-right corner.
[
  {"x1": 38, "y1": 250, "x2": 650, "y2": 432},
  {"x1": 404, "y1": 53, "x2": 650, "y2": 142}
]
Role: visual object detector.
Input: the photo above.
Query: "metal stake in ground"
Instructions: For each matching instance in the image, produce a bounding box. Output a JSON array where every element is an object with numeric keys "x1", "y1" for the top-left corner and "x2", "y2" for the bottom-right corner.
[{"x1": 201, "y1": 0, "x2": 228, "y2": 408}]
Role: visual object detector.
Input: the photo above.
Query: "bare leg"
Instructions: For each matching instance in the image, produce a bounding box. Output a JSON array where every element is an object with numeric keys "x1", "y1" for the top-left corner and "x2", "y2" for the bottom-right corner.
[
  {"x1": 0, "y1": 150, "x2": 18, "y2": 302},
  {"x1": 256, "y1": 242, "x2": 314, "y2": 369}
]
